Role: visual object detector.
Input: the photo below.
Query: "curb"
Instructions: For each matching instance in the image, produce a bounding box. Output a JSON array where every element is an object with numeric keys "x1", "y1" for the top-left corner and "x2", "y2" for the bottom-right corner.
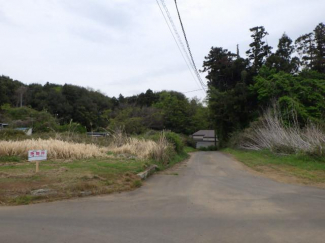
[{"x1": 137, "y1": 165, "x2": 158, "y2": 180}]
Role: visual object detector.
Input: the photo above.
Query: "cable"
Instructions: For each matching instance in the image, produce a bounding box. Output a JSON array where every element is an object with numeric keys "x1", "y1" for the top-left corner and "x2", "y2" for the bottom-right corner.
[
  {"x1": 156, "y1": 0, "x2": 205, "y2": 93},
  {"x1": 183, "y1": 88, "x2": 204, "y2": 94},
  {"x1": 155, "y1": 0, "x2": 202, "y2": 91},
  {"x1": 159, "y1": 0, "x2": 205, "y2": 91},
  {"x1": 174, "y1": 0, "x2": 207, "y2": 89}
]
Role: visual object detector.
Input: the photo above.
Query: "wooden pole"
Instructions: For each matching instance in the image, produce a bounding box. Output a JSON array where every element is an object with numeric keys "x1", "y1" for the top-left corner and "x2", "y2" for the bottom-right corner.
[{"x1": 36, "y1": 161, "x2": 40, "y2": 173}]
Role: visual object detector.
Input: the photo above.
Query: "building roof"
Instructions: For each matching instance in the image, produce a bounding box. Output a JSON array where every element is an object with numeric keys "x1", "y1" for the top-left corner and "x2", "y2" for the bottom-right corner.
[
  {"x1": 15, "y1": 128, "x2": 30, "y2": 131},
  {"x1": 192, "y1": 130, "x2": 215, "y2": 138}
]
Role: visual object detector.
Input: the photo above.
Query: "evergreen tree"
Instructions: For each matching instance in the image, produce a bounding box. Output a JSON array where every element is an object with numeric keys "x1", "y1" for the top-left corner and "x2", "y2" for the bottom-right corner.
[
  {"x1": 314, "y1": 23, "x2": 325, "y2": 73},
  {"x1": 295, "y1": 32, "x2": 317, "y2": 70},
  {"x1": 202, "y1": 47, "x2": 247, "y2": 91},
  {"x1": 266, "y1": 33, "x2": 300, "y2": 73},
  {"x1": 246, "y1": 26, "x2": 272, "y2": 73}
]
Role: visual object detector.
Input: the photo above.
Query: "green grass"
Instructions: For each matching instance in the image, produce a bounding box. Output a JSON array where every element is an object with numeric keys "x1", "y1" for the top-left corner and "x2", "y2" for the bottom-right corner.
[
  {"x1": 156, "y1": 151, "x2": 189, "y2": 171},
  {"x1": 0, "y1": 149, "x2": 192, "y2": 205},
  {"x1": 132, "y1": 180, "x2": 142, "y2": 188},
  {"x1": 184, "y1": 146, "x2": 197, "y2": 153},
  {"x1": 0, "y1": 156, "x2": 22, "y2": 163},
  {"x1": 223, "y1": 148, "x2": 325, "y2": 183},
  {"x1": 11, "y1": 195, "x2": 43, "y2": 205}
]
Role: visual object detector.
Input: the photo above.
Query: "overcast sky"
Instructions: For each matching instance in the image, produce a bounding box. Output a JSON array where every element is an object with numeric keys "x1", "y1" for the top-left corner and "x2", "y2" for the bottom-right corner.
[{"x1": 0, "y1": 0, "x2": 324, "y2": 100}]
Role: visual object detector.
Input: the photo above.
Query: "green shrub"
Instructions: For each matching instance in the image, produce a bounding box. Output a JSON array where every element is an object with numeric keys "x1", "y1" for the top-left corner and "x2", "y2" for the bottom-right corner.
[
  {"x1": 182, "y1": 135, "x2": 196, "y2": 148},
  {"x1": 1, "y1": 106, "x2": 59, "y2": 133},
  {"x1": 165, "y1": 132, "x2": 184, "y2": 153},
  {"x1": 198, "y1": 146, "x2": 218, "y2": 151},
  {"x1": 0, "y1": 129, "x2": 26, "y2": 139},
  {"x1": 56, "y1": 122, "x2": 86, "y2": 133}
]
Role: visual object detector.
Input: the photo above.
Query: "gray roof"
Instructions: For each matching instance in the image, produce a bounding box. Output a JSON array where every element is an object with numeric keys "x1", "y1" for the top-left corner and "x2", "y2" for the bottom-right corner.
[{"x1": 192, "y1": 130, "x2": 215, "y2": 138}]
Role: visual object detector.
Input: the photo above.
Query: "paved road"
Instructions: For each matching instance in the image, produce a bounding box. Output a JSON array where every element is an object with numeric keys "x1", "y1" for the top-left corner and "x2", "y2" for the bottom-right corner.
[{"x1": 1, "y1": 152, "x2": 325, "y2": 243}]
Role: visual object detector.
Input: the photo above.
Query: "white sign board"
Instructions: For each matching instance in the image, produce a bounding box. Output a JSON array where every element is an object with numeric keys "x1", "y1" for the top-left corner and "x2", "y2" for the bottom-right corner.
[{"x1": 28, "y1": 150, "x2": 47, "y2": 161}]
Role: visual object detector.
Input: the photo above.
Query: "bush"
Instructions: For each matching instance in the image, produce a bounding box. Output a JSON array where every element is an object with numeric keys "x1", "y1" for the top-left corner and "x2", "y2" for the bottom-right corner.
[
  {"x1": 0, "y1": 129, "x2": 26, "y2": 139},
  {"x1": 56, "y1": 122, "x2": 86, "y2": 133},
  {"x1": 234, "y1": 105, "x2": 325, "y2": 157},
  {"x1": 109, "y1": 117, "x2": 146, "y2": 135},
  {"x1": 182, "y1": 135, "x2": 196, "y2": 148},
  {"x1": 198, "y1": 146, "x2": 218, "y2": 151},
  {"x1": 165, "y1": 132, "x2": 184, "y2": 153},
  {"x1": 1, "y1": 106, "x2": 59, "y2": 133}
]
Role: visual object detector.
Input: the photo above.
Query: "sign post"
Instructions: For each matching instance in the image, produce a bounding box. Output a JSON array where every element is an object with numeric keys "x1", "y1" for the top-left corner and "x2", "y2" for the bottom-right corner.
[{"x1": 28, "y1": 150, "x2": 47, "y2": 173}]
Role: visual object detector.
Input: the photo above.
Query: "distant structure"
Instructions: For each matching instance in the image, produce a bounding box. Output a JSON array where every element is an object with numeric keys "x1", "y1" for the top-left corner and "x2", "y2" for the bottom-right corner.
[
  {"x1": 0, "y1": 123, "x2": 32, "y2": 135},
  {"x1": 192, "y1": 130, "x2": 217, "y2": 149},
  {"x1": 0, "y1": 123, "x2": 9, "y2": 130},
  {"x1": 15, "y1": 127, "x2": 33, "y2": 136},
  {"x1": 86, "y1": 132, "x2": 110, "y2": 137}
]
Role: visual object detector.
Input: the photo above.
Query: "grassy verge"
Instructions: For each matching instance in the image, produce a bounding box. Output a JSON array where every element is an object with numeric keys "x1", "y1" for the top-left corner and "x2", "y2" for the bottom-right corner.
[
  {"x1": 0, "y1": 156, "x2": 147, "y2": 205},
  {"x1": 223, "y1": 148, "x2": 325, "y2": 186},
  {"x1": 157, "y1": 150, "x2": 190, "y2": 171},
  {"x1": 0, "y1": 149, "x2": 192, "y2": 206},
  {"x1": 184, "y1": 146, "x2": 197, "y2": 153}
]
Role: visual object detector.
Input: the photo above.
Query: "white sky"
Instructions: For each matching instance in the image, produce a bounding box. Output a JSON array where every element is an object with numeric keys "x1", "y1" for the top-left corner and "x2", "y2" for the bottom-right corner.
[{"x1": 0, "y1": 0, "x2": 324, "y2": 100}]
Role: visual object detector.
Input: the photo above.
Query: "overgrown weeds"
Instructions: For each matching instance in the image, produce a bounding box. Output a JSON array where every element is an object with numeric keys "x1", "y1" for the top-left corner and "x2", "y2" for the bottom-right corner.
[
  {"x1": 236, "y1": 106, "x2": 325, "y2": 156},
  {"x1": 108, "y1": 131, "x2": 171, "y2": 164},
  {"x1": 0, "y1": 138, "x2": 108, "y2": 159}
]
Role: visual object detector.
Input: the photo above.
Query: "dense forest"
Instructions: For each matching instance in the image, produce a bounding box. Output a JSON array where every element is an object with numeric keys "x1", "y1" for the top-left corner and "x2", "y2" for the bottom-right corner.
[
  {"x1": 1, "y1": 23, "x2": 324, "y2": 145},
  {"x1": 204, "y1": 22, "x2": 325, "y2": 146},
  {"x1": 0, "y1": 77, "x2": 209, "y2": 135}
]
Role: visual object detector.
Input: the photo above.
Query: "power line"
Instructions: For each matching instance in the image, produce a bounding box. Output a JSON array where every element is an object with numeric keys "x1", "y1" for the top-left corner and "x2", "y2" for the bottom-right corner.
[
  {"x1": 159, "y1": 1, "x2": 194, "y2": 73},
  {"x1": 156, "y1": 0, "x2": 205, "y2": 93},
  {"x1": 159, "y1": 0, "x2": 206, "y2": 91},
  {"x1": 174, "y1": 0, "x2": 207, "y2": 89},
  {"x1": 155, "y1": 0, "x2": 202, "y2": 92},
  {"x1": 183, "y1": 88, "x2": 204, "y2": 94}
]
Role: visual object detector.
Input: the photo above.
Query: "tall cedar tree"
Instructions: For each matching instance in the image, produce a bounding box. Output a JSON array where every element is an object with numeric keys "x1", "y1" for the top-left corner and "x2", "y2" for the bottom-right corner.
[
  {"x1": 266, "y1": 33, "x2": 300, "y2": 73},
  {"x1": 295, "y1": 33, "x2": 317, "y2": 70},
  {"x1": 202, "y1": 47, "x2": 249, "y2": 145},
  {"x1": 295, "y1": 23, "x2": 325, "y2": 72},
  {"x1": 314, "y1": 23, "x2": 325, "y2": 73},
  {"x1": 201, "y1": 47, "x2": 247, "y2": 91},
  {"x1": 246, "y1": 26, "x2": 272, "y2": 73}
]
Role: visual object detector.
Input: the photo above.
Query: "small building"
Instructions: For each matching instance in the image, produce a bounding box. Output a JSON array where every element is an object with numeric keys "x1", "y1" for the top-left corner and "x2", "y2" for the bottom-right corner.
[
  {"x1": 0, "y1": 123, "x2": 33, "y2": 135},
  {"x1": 15, "y1": 127, "x2": 33, "y2": 136},
  {"x1": 0, "y1": 123, "x2": 9, "y2": 130},
  {"x1": 86, "y1": 132, "x2": 110, "y2": 137},
  {"x1": 192, "y1": 130, "x2": 217, "y2": 149}
]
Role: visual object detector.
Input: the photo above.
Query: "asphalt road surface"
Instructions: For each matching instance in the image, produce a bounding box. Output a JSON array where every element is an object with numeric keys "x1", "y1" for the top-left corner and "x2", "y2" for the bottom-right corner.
[{"x1": 1, "y1": 152, "x2": 325, "y2": 243}]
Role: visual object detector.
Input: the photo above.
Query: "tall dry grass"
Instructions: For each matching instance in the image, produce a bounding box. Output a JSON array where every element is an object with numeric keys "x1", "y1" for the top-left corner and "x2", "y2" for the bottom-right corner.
[
  {"x1": 0, "y1": 128, "x2": 173, "y2": 161},
  {"x1": 109, "y1": 131, "x2": 170, "y2": 162},
  {"x1": 239, "y1": 108, "x2": 325, "y2": 156},
  {"x1": 0, "y1": 138, "x2": 108, "y2": 159}
]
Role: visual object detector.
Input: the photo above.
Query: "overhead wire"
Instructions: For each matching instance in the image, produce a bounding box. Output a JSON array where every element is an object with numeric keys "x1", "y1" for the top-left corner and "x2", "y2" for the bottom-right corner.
[
  {"x1": 174, "y1": 0, "x2": 207, "y2": 89},
  {"x1": 155, "y1": 0, "x2": 202, "y2": 92},
  {"x1": 183, "y1": 88, "x2": 204, "y2": 94},
  {"x1": 155, "y1": 0, "x2": 205, "y2": 93}
]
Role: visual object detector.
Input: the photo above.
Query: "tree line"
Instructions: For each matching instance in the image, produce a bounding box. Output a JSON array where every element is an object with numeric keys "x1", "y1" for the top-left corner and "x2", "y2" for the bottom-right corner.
[
  {"x1": 1, "y1": 22, "x2": 324, "y2": 140},
  {"x1": 203, "y1": 23, "x2": 325, "y2": 146},
  {"x1": 0, "y1": 76, "x2": 209, "y2": 134}
]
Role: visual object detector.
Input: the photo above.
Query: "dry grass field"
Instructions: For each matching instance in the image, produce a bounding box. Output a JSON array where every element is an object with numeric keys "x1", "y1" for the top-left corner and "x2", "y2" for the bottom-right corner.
[{"x1": 0, "y1": 132, "x2": 188, "y2": 205}]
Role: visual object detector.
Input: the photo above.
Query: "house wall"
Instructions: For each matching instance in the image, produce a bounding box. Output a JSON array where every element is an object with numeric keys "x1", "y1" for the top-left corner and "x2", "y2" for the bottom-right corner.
[
  {"x1": 203, "y1": 137, "x2": 216, "y2": 142},
  {"x1": 193, "y1": 135, "x2": 204, "y2": 140},
  {"x1": 196, "y1": 141, "x2": 215, "y2": 149}
]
